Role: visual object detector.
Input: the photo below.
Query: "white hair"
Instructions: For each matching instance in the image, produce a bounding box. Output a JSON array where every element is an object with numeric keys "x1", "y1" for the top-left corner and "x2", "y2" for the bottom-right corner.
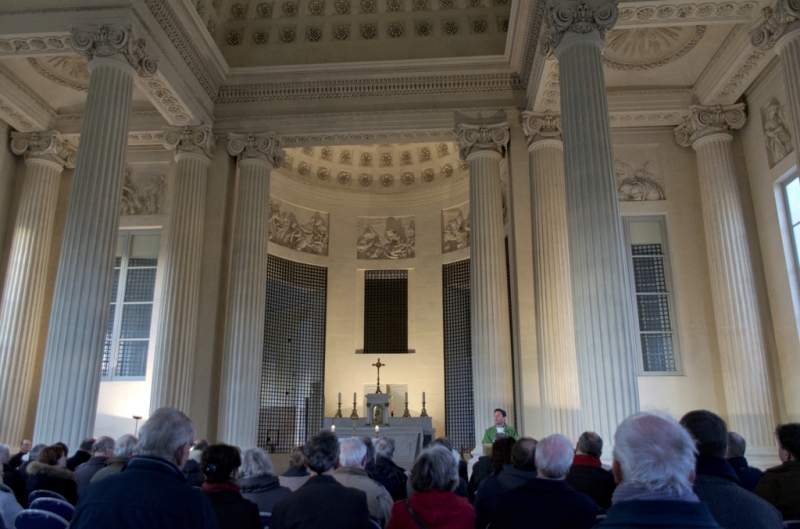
[
  {"x1": 136, "y1": 408, "x2": 194, "y2": 461},
  {"x1": 375, "y1": 437, "x2": 395, "y2": 459},
  {"x1": 612, "y1": 411, "x2": 697, "y2": 493},
  {"x1": 0, "y1": 445, "x2": 10, "y2": 464},
  {"x1": 114, "y1": 435, "x2": 138, "y2": 458},
  {"x1": 339, "y1": 438, "x2": 367, "y2": 468},
  {"x1": 239, "y1": 447, "x2": 276, "y2": 479},
  {"x1": 535, "y1": 434, "x2": 574, "y2": 478}
]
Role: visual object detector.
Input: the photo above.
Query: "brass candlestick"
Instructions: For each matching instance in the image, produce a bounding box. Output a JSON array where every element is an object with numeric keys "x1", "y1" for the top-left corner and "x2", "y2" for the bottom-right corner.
[
  {"x1": 402, "y1": 399, "x2": 411, "y2": 418},
  {"x1": 420, "y1": 399, "x2": 428, "y2": 418},
  {"x1": 334, "y1": 402, "x2": 343, "y2": 418},
  {"x1": 350, "y1": 399, "x2": 359, "y2": 419}
]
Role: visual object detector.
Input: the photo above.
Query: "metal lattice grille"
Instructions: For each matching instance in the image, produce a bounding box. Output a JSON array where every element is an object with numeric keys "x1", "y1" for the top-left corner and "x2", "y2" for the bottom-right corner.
[
  {"x1": 443, "y1": 259, "x2": 475, "y2": 451},
  {"x1": 259, "y1": 254, "x2": 328, "y2": 453},
  {"x1": 631, "y1": 241, "x2": 676, "y2": 372},
  {"x1": 363, "y1": 270, "x2": 408, "y2": 354}
]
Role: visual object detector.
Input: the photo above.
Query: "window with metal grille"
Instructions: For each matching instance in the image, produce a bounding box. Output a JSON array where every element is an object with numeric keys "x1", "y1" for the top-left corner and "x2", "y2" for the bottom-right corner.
[
  {"x1": 442, "y1": 259, "x2": 475, "y2": 451},
  {"x1": 102, "y1": 231, "x2": 160, "y2": 380},
  {"x1": 363, "y1": 270, "x2": 409, "y2": 354},
  {"x1": 259, "y1": 255, "x2": 327, "y2": 453},
  {"x1": 624, "y1": 218, "x2": 680, "y2": 373}
]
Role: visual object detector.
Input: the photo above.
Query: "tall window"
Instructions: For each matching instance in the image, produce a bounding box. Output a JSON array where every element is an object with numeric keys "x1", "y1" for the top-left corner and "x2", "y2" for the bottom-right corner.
[
  {"x1": 784, "y1": 176, "x2": 800, "y2": 274},
  {"x1": 102, "y1": 231, "x2": 160, "y2": 380},
  {"x1": 363, "y1": 270, "x2": 409, "y2": 354},
  {"x1": 624, "y1": 218, "x2": 681, "y2": 373}
]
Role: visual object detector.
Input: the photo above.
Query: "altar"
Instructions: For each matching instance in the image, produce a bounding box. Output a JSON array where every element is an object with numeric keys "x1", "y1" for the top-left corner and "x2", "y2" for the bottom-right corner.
[{"x1": 323, "y1": 417, "x2": 435, "y2": 469}]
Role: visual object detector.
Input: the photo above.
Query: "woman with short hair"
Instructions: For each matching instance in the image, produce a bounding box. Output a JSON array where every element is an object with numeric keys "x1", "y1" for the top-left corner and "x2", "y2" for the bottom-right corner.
[
  {"x1": 238, "y1": 447, "x2": 291, "y2": 512},
  {"x1": 387, "y1": 446, "x2": 474, "y2": 529},
  {"x1": 26, "y1": 445, "x2": 78, "y2": 504},
  {"x1": 201, "y1": 444, "x2": 261, "y2": 529}
]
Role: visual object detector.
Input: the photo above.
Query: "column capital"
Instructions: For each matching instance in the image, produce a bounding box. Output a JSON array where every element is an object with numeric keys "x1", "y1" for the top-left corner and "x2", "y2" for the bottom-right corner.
[
  {"x1": 163, "y1": 125, "x2": 216, "y2": 161},
  {"x1": 456, "y1": 122, "x2": 510, "y2": 160},
  {"x1": 10, "y1": 130, "x2": 76, "y2": 168},
  {"x1": 521, "y1": 110, "x2": 563, "y2": 146},
  {"x1": 540, "y1": 0, "x2": 619, "y2": 57},
  {"x1": 674, "y1": 104, "x2": 747, "y2": 147},
  {"x1": 227, "y1": 132, "x2": 285, "y2": 167},
  {"x1": 751, "y1": 0, "x2": 800, "y2": 50},
  {"x1": 71, "y1": 24, "x2": 157, "y2": 78}
]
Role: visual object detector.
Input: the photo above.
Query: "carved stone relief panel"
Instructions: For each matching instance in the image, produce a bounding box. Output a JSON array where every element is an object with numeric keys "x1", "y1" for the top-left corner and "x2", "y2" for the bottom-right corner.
[
  {"x1": 613, "y1": 144, "x2": 665, "y2": 201},
  {"x1": 762, "y1": 97, "x2": 793, "y2": 169},
  {"x1": 269, "y1": 197, "x2": 330, "y2": 256},
  {"x1": 442, "y1": 202, "x2": 470, "y2": 253},
  {"x1": 121, "y1": 169, "x2": 167, "y2": 216},
  {"x1": 357, "y1": 216, "x2": 415, "y2": 259}
]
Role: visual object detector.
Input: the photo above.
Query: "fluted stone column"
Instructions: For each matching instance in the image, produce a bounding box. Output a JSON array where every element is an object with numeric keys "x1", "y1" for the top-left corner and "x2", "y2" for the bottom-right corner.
[
  {"x1": 752, "y1": 0, "x2": 800, "y2": 160},
  {"x1": 33, "y1": 25, "x2": 156, "y2": 448},
  {"x1": 521, "y1": 111, "x2": 582, "y2": 442},
  {"x1": 542, "y1": 0, "x2": 640, "y2": 442},
  {"x1": 218, "y1": 132, "x2": 284, "y2": 448},
  {"x1": 456, "y1": 121, "x2": 515, "y2": 451},
  {"x1": 0, "y1": 132, "x2": 75, "y2": 445},
  {"x1": 149, "y1": 126, "x2": 216, "y2": 414},
  {"x1": 675, "y1": 105, "x2": 777, "y2": 447}
]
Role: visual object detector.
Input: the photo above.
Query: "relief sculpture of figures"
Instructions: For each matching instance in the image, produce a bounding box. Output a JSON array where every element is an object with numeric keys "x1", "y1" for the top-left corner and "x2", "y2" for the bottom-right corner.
[
  {"x1": 442, "y1": 205, "x2": 470, "y2": 253},
  {"x1": 121, "y1": 170, "x2": 167, "y2": 215},
  {"x1": 357, "y1": 216, "x2": 415, "y2": 259},
  {"x1": 268, "y1": 199, "x2": 329, "y2": 256},
  {"x1": 763, "y1": 99, "x2": 793, "y2": 168},
  {"x1": 615, "y1": 160, "x2": 665, "y2": 201}
]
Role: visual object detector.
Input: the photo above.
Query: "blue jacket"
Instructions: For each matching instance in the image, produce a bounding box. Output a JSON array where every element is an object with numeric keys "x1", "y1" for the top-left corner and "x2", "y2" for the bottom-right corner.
[
  {"x1": 726, "y1": 456, "x2": 763, "y2": 492},
  {"x1": 70, "y1": 456, "x2": 220, "y2": 529},
  {"x1": 597, "y1": 499, "x2": 723, "y2": 528}
]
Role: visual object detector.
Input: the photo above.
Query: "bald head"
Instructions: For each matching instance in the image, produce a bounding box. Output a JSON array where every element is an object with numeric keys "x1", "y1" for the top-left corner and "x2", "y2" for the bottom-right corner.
[{"x1": 726, "y1": 432, "x2": 746, "y2": 459}]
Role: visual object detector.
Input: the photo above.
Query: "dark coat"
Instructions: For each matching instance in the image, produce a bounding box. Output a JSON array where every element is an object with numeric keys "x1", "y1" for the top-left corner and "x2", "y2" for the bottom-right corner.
[
  {"x1": 474, "y1": 465, "x2": 537, "y2": 529},
  {"x1": 692, "y1": 456, "x2": 783, "y2": 529},
  {"x1": 66, "y1": 450, "x2": 91, "y2": 472},
  {"x1": 238, "y1": 474, "x2": 291, "y2": 512},
  {"x1": 490, "y1": 477, "x2": 598, "y2": 529},
  {"x1": 386, "y1": 488, "x2": 475, "y2": 529},
  {"x1": 754, "y1": 459, "x2": 800, "y2": 520},
  {"x1": 89, "y1": 456, "x2": 130, "y2": 485},
  {"x1": 727, "y1": 456, "x2": 763, "y2": 492},
  {"x1": 7, "y1": 453, "x2": 25, "y2": 471},
  {"x1": 69, "y1": 456, "x2": 220, "y2": 529},
  {"x1": 469, "y1": 456, "x2": 493, "y2": 494},
  {"x1": 203, "y1": 488, "x2": 261, "y2": 529},
  {"x1": 75, "y1": 455, "x2": 109, "y2": 494},
  {"x1": 25, "y1": 461, "x2": 78, "y2": 505},
  {"x1": 375, "y1": 456, "x2": 408, "y2": 501},
  {"x1": 183, "y1": 459, "x2": 205, "y2": 487},
  {"x1": 270, "y1": 474, "x2": 371, "y2": 529},
  {"x1": 366, "y1": 462, "x2": 398, "y2": 495},
  {"x1": 2, "y1": 464, "x2": 27, "y2": 508},
  {"x1": 597, "y1": 499, "x2": 724, "y2": 528},
  {"x1": 565, "y1": 456, "x2": 617, "y2": 510}
]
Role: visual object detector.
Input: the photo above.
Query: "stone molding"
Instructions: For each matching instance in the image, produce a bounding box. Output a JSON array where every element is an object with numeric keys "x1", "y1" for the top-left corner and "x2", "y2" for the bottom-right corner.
[
  {"x1": 163, "y1": 125, "x2": 216, "y2": 160},
  {"x1": 751, "y1": 0, "x2": 800, "y2": 50},
  {"x1": 521, "y1": 110, "x2": 562, "y2": 145},
  {"x1": 227, "y1": 132, "x2": 285, "y2": 167},
  {"x1": 617, "y1": 1, "x2": 758, "y2": 27},
  {"x1": 540, "y1": 0, "x2": 619, "y2": 56},
  {"x1": 71, "y1": 24, "x2": 157, "y2": 78},
  {"x1": 0, "y1": 35, "x2": 72, "y2": 55},
  {"x1": 675, "y1": 104, "x2": 747, "y2": 147},
  {"x1": 457, "y1": 122, "x2": 510, "y2": 160},
  {"x1": 10, "y1": 130, "x2": 76, "y2": 168}
]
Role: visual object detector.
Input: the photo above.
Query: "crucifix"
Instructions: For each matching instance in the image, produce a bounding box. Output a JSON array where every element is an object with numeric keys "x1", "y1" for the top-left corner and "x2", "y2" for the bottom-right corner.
[{"x1": 372, "y1": 358, "x2": 385, "y2": 394}]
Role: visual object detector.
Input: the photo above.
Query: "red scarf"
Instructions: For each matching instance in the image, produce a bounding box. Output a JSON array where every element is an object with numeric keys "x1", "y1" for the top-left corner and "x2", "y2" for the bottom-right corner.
[
  {"x1": 573, "y1": 454, "x2": 602, "y2": 468},
  {"x1": 202, "y1": 481, "x2": 240, "y2": 493}
]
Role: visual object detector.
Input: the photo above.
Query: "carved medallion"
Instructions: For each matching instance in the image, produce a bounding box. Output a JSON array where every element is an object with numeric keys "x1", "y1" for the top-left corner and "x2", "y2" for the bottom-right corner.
[{"x1": 603, "y1": 26, "x2": 706, "y2": 70}]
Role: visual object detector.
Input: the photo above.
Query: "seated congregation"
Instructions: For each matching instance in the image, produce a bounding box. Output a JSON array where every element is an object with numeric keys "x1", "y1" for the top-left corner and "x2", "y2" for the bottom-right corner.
[{"x1": 1, "y1": 407, "x2": 799, "y2": 529}]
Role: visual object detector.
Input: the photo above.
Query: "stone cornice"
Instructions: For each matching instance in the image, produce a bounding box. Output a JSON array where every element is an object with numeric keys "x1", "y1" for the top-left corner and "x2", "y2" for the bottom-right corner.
[
  {"x1": 457, "y1": 122, "x2": 510, "y2": 160},
  {"x1": 751, "y1": 0, "x2": 800, "y2": 50},
  {"x1": 617, "y1": 0, "x2": 759, "y2": 28},
  {"x1": 71, "y1": 24, "x2": 157, "y2": 78},
  {"x1": 10, "y1": 130, "x2": 76, "y2": 168},
  {"x1": 540, "y1": 0, "x2": 619, "y2": 56},
  {"x1": 521, "y1": 110, "x2": 562, "y2": 144},
  {"x1": 674, "y1": 104, "x2": 747, "y2": 147},
  {"x1": 163, "y1": 125, "x2": 215, "y2": 159},
  {"x1": 227, "y1": 132, "x2": 285, "y2": 167}
]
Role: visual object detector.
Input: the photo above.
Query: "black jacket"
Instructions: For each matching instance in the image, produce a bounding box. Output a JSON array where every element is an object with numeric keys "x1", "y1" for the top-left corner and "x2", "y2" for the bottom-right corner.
[
  {"x1": 726, "y1": 456, "x2": 763, "y2": 492},
  {"x1": 693, "y1": 456, "x2": 783, "y2": 529},
  {"x1": 597, "y1": 499, "x2": 723, "y2": 528},
  {"x1": 238, "y1": 475, "x2": 291, "y2": 512},
  {"x1": 270, "y1": 474, "x2": 371, "y2": 529},
  {"x1": 203, "y1": 488, "x2": 261, "y2": 529},
  {"x1": 754, "y1": 459, "x2": 800, "y2": 520},
  {"x1": 75, "y1": 455, "x2": 109, "y2": 494},
  {"x1": 2, "y1": 464, "x2": 27, "y2": 508},
  {"x1": 374, "y1": 456, "x2": 408, "y2": 501},
  {"x1": 491, "y1": 477, "x2": 598, "y2": 529},
  {"x1": 474, "y1": 465, "x2": 537, "y2": 529},
  {"x1": 565, "y1": 461, "x2": 617, "y2": 510},
  {"x1": 25, "y1": 461, "x2": 78, "y2": 505},
  {"x1": 183, "y1": 459, "x2": 204, "y2": 487},
  {"x1": 66, "y1": 451, "x2": 91, "y2": 472}
]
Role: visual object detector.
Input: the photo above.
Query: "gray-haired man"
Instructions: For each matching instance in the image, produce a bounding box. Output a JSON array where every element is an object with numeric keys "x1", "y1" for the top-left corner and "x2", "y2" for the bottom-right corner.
[{"x1": 75, "y1": 436, "x2": 115, "y2": 494}]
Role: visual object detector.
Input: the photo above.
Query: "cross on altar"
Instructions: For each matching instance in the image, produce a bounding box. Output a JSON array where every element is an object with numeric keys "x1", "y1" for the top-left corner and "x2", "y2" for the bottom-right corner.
[{"x1": 372, "y1": 358, "x2": 385, "y2": 394}]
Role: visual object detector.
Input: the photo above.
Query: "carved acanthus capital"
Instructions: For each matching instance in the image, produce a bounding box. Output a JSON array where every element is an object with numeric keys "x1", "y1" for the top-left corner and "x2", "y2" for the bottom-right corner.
[
  {"x1": 674, "y1": 104, "x2": 747, "y2": 147},
  {"x1": 521, "y1": 110, "x2": 563, "y2": 145},
  {"x1": 10, "y1": 131, "x2": 76, "y2": 168},
  {"x1": 751, "y1": 0, "x2": 800, "y2": 50},
  {"x1": 163, "y1": 125, "x2": 216, "y2": 160},
  {"x1": 456, "y1": 122, "x2": 510, "y2": 160},
  {"x1": 227, "y1": 132, "x2": 285, "y2": 167},
  {"x1": 71, "y1": 24, "x2": 157, "y2": 78},
  {"x1": 540, "y1": 0, "x2": 619, "y2": 56}
]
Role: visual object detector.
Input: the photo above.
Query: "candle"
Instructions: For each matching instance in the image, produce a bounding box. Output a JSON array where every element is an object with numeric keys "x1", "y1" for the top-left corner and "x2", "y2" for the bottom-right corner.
[
  {"x1": 405, "y1": 392, "x2": 408, "y2": 402},
  {"x1": 375, "y1": 425, "x2": 379, "y2": 433},
  {"x1": 338, "y1": 392, "x2": 341, "y2": 405},
  {"x1": 423, "y1": 391, "x2": 426, "y2": 402},
  {"x1": 353, "y1": 392, "x2": 357, "y2": 403},
  {"x1": 331, "y1": 424, "x2": 336, "y2": 433}
]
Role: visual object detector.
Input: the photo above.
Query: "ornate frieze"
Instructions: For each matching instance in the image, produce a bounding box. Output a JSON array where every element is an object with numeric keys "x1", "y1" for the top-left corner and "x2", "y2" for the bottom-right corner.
[
  {"x1": 71, "y1": 24, "x2": 157, "y2": 78},
  {"x1": 615, "y1": 160, "x2": 664, "y2": 200},
  {"x1": 357, "y1": 216, "x2": 415, "y2": 259},
  {"x1": 616, "y1": 1, "x2": 757, "y2": 27},
  {"x1": 540, "y1": 0, "x2": 619, "y2": 56},
  {"x1": 442, "y1": 203, "x2": 471, "y2": 253},
  {"x1": 227, "y1": 132, "x2": 285, "y2": 167},
  {"x1": 10, "y1": 130, "x2": 76, "y2": 168},
  {"x1": 674, "y1": 104, "x2": 747, "y2": 146},
  {"x1": 751, "y1": 0, "x2": 800, "y2": 50},
  {"x1": 268, "y1": 198, "x2": 329, "y2": 256},
  {"x1": 456, "y1": 122, "x2": 510, "y2": 160},
  {"x1": 763, "y1": 98, "x2": 793, "y2": 167},
  {"x1": 0, "y1": 35, "x2": 71, "y2": 55},
  {"x1": 121, "y1": 170, "x2": 167, "y2": 216},
  {"x1": 163, "y1": 125, "x2": 216, "y2": 159},
  {"x1": 521, "y1": 110, "x2": 562, "y2": 145}
]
